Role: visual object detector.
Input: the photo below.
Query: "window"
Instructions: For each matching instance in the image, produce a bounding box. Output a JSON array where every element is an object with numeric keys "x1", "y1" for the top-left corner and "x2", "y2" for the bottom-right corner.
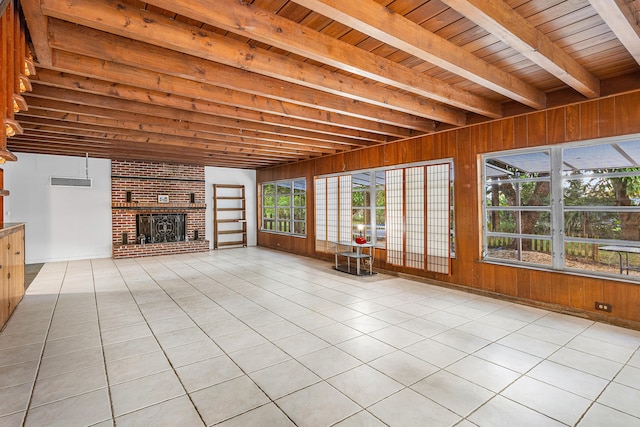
[
  {"x1": 261, "y1": 179, "x2": 306, "y2": 236},
  {"x1": 482, "y1": 135, "x2": 640, "y2": 279},
  {"x1": 317, "y1": 160, "x2": 454, "y2": 274},
  {"x1": 352, "y1": 171, "x2": 386, "y2": 247}
]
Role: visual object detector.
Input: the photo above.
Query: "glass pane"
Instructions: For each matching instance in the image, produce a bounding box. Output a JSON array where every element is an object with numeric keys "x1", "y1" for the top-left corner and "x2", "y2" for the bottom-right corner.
[
  {"x1": 486, "y1": 183, "x2": 514, "y2": 207},
  {"x1": 376, "y1": 208, "x2": 385, "y2": 227},
  {"x1": 293, "y1": 179, "x2": 306, "y2": 193},
  {"x1": 276, "y1": 221, "x2": 290, "y2": 233},
  {"x1": 277, "y1": 208, "x2": 291, "y2": 220},
  {"x1": 293, "y1": 208, "x2": 305, "y2": 220},
  {"x1": 485, "y1": 238, "x2": 552, "y2": 266},
  {"x1": 489, "y1": 151, "x2": 550, "y2": 177},
  {"x1": 263, "y1": 207, "x2": 275, "y2": 220},
  {"x1": 263, "y1": 183, "x2": 275, "y2": 195},
  {"x1": 293, "y1": 222, "x2": 305, "y2": 235},
  {"x1": 486, "y1": 182, "x2": 550, "y2": 207},
  {"x1": 263, "y1": 195, "x2": 275, "y2": 207},
  {"x1": 352, "y1": 208, "x2": 366, "y2": 224},
  {"x1": 293, "y1": 193, "x2": 306, "y2": 207},
  {"x1": 564, "y1": 244, "x2": 640, "y2": 277},
  {"x1": 487, "y1": 211, "x2": 550, "y2": 235},
  {"x1": 564, "y1": 176, "x2": 640, "y2": 207},
  {"x1": 277, "y1": 195, "x2": 291, "y2": 207},
  {"x1": 564, "y1": 211, "x2": 640, "y2": 241},
  {"x1": 277, "y1": 182, "x2": 291, "y2": 195},
  {"x1": 563, "y1": 144, "x2": 633, "y2": 172},
  {"x1": 352, "y1": 191, "x2": 368, "y2": 207},
  {"x1": 486, "y1": 210, "x2": 517, "y2": 233},
  {"x1": 352, "y1": 172, "x2": 370, "y2": 190},
  {"x1": 263, "y1": 218, "x2": 275, "y2": 231}
]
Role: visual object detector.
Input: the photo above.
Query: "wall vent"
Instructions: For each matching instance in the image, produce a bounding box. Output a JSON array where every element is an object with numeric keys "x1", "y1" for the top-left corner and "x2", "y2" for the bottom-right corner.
[{"x1": 50, "y1": 177, "x2": 93, "y2": 188}]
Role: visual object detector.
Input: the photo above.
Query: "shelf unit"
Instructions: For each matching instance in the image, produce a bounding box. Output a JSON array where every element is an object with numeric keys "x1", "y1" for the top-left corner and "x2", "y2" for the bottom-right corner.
[{"x1": 213, "y1": 184, "x2": 247, "y2": 249}]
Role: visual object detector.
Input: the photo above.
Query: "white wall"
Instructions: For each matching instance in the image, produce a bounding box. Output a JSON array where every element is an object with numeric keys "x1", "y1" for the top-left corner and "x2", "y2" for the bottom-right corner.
[
  {"x1": 2, "y1": 156, "x2": 257, "y2": 262},
  {"x1": 205, "y1": 167, "x2": 257, "y2": 247},
  {"x1": 3, "y1": 153, "x2": 112, "y2": 263}
]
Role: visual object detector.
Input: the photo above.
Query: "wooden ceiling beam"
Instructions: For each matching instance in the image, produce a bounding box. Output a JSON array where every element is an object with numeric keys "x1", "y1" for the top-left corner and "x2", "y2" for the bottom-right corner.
[
  {"x1": 17, "y1": 113, "x2": 343, "y2": 155},
  {"x1": 440, "y1": 0, "x2": 600, "y2": 98},
  {"x1": 144, "y1": 0, "x2": 501, "y2": 117},
  {"x1": 24, "y1": 82, "x2": 399, "y2": 142},
  {"x1": 290, "y1": 0, "x2": 545, "y2": 109},
  {"x1": 20, "y1": 103, "x2": 369, "y2": 148},
  {"x1": 589, "y1": 0, "x2": 640, "y2": 65},
  {"x1": 40, "y1": 0, "x2": 470, "y2": 125},
  {"x1": 46, "y1": 20, "x2": 434, "y2": 133},
  {"x1": 18, "y1": 114, "x2": 337, "y2": 156},
  {"x1": 17, "y1": 128, "x2": 305, "y2": 162},
  {"x1": 30, "y1": 66, "x2": 412, "y2": 140},
  {"x1": 23, "y1": 95, "x2": 387, "y2": 146},
  {"x1": 19, "y1": 0, "x2": 52, "y2": 66},
  {"x1": 9, "y1": 137, "x2": 271, "y2": 168},
  {"x1": 43, "y1": 49, "x2": 432, "y2": 135}
]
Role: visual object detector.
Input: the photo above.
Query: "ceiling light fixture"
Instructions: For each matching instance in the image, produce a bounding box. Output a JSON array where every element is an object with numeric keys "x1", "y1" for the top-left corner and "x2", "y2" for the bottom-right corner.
[
  {"x1": 0, "y1": 148, "x2": 17, "y2": 163},
  {"x1": 4, "y1": 119, "x2": 23, "y2": 138},
  {"x1": 19, "y1": 74, "x2": 32, "y2": 93},
  {"x1": 24, "y1": 58, "x2": 35, "y2": 77},
  {"x1": 12, "y1": 94, "x2": 27, "y2": 112}
]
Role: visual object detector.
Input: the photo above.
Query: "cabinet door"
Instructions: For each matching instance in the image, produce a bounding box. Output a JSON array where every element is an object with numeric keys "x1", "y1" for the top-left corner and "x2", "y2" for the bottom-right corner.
[
  {"x1": 0, "y1": 234, "x2": 8, "y2": 327},
  {"x1": 7, "y1": 230, "x2": 25, "y2": 313}
]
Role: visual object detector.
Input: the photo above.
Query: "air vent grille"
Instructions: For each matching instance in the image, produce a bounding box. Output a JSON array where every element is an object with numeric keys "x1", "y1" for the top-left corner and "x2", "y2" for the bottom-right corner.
[{"x1": 50, "y1": 177, "x2": 93, "y2": 188}]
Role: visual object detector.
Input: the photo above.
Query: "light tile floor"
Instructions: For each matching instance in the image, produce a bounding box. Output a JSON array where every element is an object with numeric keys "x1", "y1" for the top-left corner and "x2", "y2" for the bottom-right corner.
[{"x1": 1, "y1": 247, "x2": 639, "y2": 426}]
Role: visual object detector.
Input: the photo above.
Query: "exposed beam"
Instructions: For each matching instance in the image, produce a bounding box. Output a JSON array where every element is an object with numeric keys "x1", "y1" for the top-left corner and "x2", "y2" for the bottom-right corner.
[
  {"x1": 34, "y1": 60, "x2": 384, "y2": 147},
  {"x1": 36, "y1": 58, "x2": 414, "y2": 139},
  {"x1": 441, "y1": 0, "x2": 600, "y2": 98},
  {"x1": 289, "y1": 0, "x2": 546, "y2": 109},
  {"x1": 9, "y1": 137, "x2": 273, "y2": 168},
  {"x1": 43, "y1": 28, "x2": 433, "y2": 133},
  {"x1": 20, "y1": 103, "x2": 370, "y2": 147},
  {"x1": 18, "y1": 127, "x2": 305, "y2": 162},
  {"x1": 19, "y1": 0, "x2": 52, "y2": 66},
  {"x1": 40, "y1": 0, "x2": 469, "y2": 126},
  {"x1": 589, "y1": 0, "x2": 640, "y2": 65},
  {"x1": 23, "y1": 93, "x2": 388, "y2": 145},
  {"x1": 18, "y1": 111, "x2": 345, "y2": 155},
  {"x1": 46, "y1": 20, "x2": 437, "y2": 131}
]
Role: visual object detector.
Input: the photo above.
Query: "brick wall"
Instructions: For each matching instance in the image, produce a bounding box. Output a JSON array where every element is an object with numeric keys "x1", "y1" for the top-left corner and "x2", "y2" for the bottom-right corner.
[{"x1": 111, "y1": 160, "x2": 209, "y2": 258}]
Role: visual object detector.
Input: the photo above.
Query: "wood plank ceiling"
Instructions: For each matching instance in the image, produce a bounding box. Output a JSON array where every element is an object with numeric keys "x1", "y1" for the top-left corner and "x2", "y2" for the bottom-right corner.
[{"x1": 11, "y1": 0, "x2": 640, "y2": 168}]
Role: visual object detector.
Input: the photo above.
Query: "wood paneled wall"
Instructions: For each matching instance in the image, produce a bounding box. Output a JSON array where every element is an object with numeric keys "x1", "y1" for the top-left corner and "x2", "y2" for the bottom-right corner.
[
  {"x1": 257, "y1": 90, "x2": 640, "y2": 327},
  {"x1": 1, "y1": 0, "x2": 33, "y2": 222}
]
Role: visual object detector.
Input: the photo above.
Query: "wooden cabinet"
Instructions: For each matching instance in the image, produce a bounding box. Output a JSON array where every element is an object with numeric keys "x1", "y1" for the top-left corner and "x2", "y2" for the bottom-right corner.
[
  {"x1": 213, "y1": 184, "x2": 247, "y2": 249},
  {"x1": 1, "y1": 223, "x2": 25, "y2": 330}
]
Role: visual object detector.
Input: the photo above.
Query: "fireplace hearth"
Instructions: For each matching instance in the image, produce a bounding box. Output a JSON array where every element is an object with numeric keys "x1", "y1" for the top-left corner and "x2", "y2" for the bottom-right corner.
[{"x1": 137, "y1": 213, "x2": 186, "y2": 243}]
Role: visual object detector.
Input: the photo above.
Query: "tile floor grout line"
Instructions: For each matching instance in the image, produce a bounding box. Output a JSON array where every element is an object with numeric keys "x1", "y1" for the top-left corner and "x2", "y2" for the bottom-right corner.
[
  {"x1": 572, "y1": 343, "x2": 640, "y2": 425},
  {"x1": 9, "y1": 248, "x2": 639, "y2": 426},
  {"x1": 111, "y1": 258, "x2": 208, "y2": 425},
  {"x1": 147, "y1": 254, "x2": 327, "y2": 425},
  {"x1": 90, "y1": 258, "x2": 116, "y2": 425},
  {"x1": 156, "y1": 253, "x2": 402, "y2": 424},
  {"x1": 20, "y1": 262, "x2": 68, "y2": 427}
]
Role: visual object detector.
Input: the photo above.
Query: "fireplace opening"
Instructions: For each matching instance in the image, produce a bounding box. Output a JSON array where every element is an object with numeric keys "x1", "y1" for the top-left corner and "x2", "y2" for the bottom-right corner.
[{"x1": 137, "y1": 213, "x2": 186, "y2": 243}]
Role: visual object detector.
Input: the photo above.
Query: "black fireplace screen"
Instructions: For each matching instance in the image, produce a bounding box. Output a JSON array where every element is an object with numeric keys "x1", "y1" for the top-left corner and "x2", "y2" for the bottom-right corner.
[{"x1": 137, "y1": 214, "x2": 186, "y2": 243}]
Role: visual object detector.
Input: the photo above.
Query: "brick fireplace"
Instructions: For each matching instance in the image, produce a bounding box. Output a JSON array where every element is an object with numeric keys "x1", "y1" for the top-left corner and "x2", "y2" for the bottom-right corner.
[{"x1": 111, "y1": 160, "x2": 209, "y2": 258}]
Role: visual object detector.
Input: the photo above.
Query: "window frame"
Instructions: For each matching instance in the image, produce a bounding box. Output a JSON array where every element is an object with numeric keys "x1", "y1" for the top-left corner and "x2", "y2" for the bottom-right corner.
[
  {"x1": 260, "y1": 178, "x2": 306, "y2": 237},
  {"x1": 481, "y1": 134, "x2": 640, "y2": 280}
]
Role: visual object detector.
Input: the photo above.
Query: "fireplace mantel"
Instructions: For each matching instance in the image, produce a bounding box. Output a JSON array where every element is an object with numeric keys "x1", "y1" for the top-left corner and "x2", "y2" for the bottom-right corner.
[
  {"x1": 111, "y1": 160, "x2": 209, "y2": 259},
  {"x1": 112, "y1": 202, "x2": 206, "y2": 210}
]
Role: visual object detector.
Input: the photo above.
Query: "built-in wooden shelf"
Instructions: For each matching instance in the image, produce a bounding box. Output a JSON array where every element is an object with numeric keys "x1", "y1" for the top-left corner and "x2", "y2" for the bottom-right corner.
[{"x1": 0, "y1": 189, "x2": 10, "y2": 197}]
